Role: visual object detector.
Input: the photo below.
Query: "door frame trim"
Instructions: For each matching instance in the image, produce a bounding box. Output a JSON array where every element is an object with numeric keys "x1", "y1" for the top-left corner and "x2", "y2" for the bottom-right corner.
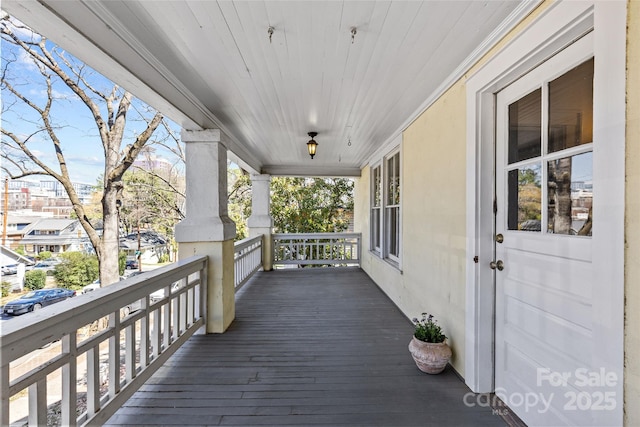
[{"x1": 464, "y1": 5, "x2": 625, "y2": 426}]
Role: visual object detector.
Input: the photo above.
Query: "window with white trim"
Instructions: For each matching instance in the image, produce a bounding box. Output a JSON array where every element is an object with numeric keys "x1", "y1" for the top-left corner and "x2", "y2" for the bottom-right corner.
[
  {"x1": 385, "y1": 152, "x2": 400, "y2": 261},
  {"x1": 369, "y1": 149, "x2": 401, "y2": 265},
  {"x1": 370, "y1": 164, "x2": 382, "y2": 254}
]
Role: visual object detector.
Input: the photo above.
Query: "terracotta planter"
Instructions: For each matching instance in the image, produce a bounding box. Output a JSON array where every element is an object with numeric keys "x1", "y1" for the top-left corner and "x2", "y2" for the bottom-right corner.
[{"x1": 408, "y1": 336, "x2": 452, "y2": 374}]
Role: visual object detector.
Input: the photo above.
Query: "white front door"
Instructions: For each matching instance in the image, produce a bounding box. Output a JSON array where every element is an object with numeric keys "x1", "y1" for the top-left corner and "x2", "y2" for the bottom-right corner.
[{"x1": 494, "y1": 33, "x2": 612, "y2": 426}]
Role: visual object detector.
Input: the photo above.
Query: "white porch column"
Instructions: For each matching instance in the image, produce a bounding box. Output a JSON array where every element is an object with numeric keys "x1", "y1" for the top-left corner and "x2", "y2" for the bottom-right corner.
[
  {"x1": 247, "y1": 174, "x2": 273, "y2": 271},
  {"x1": 175, "y1": 129, "x2": 236, "y2": 333}
]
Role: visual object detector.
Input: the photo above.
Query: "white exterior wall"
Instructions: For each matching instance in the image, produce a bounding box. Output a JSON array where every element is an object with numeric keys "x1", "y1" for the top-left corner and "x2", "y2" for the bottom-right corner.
[
  {"x1": 356, "y1": 3, "x2": 637, "y2": 420},
  {"x1": 625, "y1": 1, "x2": 640, "y2": 425},
  {"x1": 401, "y1": 81, "x2": 468, "y2": 375},
  {"x1": 355, "y1": 167, "x2": 404, "y2": 308},
  {"x1": 356, "y1": 80, "x2": 468, "y2": 375}
]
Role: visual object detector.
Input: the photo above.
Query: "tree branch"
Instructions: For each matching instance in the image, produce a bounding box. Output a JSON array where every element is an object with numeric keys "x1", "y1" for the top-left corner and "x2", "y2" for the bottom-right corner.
[
  {"x1": 57, "y1": 50, "x2": 109, "y2": 101},
  {"x1": 110, "y1": 110, "x2": 163, "y2": 181},
  {"x1": 132, "y1": 165, "x2": 186, "y2": 199}
]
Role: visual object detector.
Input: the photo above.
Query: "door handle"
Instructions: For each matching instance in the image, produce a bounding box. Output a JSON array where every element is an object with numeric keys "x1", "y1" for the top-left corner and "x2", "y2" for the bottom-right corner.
[{"x1": 489, "y1": 260, "x2": 504, "y2": 271}]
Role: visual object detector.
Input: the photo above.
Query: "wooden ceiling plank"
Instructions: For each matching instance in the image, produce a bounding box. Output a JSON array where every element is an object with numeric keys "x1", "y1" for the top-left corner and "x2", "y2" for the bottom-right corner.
[
  {"x1": 337, "y1": 2, "x2": 423, "y2": 157},
  {"x1": 331, "y1": 1, "x2": 393, "y2": 164}
]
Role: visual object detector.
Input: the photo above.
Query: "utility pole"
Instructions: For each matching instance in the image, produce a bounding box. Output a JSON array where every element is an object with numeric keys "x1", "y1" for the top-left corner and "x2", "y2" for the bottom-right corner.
[{"x1": 2, "y1": 178, "x2": 9, "y2": 247}]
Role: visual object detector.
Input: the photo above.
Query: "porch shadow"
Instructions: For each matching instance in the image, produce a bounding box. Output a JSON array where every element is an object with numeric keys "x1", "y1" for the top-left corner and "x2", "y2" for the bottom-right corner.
[{"x1": 106, "y1": 268, "x2": 505, "y2": 426}]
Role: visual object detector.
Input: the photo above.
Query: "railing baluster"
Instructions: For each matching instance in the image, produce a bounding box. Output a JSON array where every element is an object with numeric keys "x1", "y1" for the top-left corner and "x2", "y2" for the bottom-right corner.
[
  {"x1": 0, "y1": 363, "x2": 8, "y2": 426},
  {"x1": 187, "y1": 286, "x2": 194, "y2": 326},
  {"x1": 125, "y1": 322, "x2": 135, "y2": 383},
  {"x1": 152, "y1": 307, "x2": 161, "y2": 359},
  {"x1": 180, "y1": 291, "x2": 187, "y2": 334},
  {"x1": 86, "y1": 346, "x2": 100, "y2": 417},
  {"x1": 109, "y1": 312, "x2": 121, "y2": 397},
  {"x1": 140, "y1": 297, "x2": 149, "y2": 368},
  {"x1": 172, "y1": 293, "x2": 179, "y2": 341},
  {"x1": 163, "y1": 298, "x2": 171, "y2": 349},
  {"x1": 62, "y1": 333, "x2": 78, "y2": 426},
  {"x1": 28, "y1": 378, "x2": 46, "y2": 426}
]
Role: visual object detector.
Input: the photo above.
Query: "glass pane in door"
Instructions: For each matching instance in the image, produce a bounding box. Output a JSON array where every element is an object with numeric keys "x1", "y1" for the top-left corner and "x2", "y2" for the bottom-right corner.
[
  {"x1": 548, "y1": 58, "x2": 594, "y2": 153},
  {"x1": 507, "y1": 164, "x2": 542, "y2": 231},
  {"x1": 508, "y1": 89, "x2": 541, "y2": 163},
  {"x1": 547, "y1": 151, "x2": 592, "y2": 235}
]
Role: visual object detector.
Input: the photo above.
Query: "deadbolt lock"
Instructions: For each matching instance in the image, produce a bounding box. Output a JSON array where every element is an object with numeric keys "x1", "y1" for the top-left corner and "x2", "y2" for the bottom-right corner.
[
  {"x1": 489, "y1": 260, "x2": 504, "y2": 271},
  {"x1": 495, "y1": 234, "x2": 504, "y2": 244}
]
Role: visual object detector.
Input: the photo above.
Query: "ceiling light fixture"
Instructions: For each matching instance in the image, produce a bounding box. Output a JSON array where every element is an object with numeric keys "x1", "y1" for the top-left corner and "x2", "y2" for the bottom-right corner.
[{"x1": 307, "y1": 132, "x2": 318, "y2": 159}]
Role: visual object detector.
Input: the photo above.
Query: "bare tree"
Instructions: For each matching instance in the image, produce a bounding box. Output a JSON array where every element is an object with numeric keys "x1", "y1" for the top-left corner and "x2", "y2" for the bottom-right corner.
[
  {"x1": 130, "y1": 121, "x2": 187, "y2": 223},
  {"x1": 1, "y1": 16, "x2": 162, "y2": 287}
]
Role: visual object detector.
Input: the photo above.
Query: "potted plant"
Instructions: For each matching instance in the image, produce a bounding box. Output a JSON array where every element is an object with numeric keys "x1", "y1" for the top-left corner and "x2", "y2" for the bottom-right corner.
[{"x1": 408, "y1": 313, "x2": 452, "y2": 374}]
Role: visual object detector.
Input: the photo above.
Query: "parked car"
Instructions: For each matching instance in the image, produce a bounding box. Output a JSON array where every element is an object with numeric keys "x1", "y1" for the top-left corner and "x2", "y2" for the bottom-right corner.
[
  {"x1": 126, "y1": 270, "x2": 145, "y2": 278},
  {"x1": 125, "y1": 259, "x2": 139, "y2": 269},
  {"x1": 81, "y1": 281, "x2": 101, "y2": 294},
  {"x1": 81, "y1": 276, "x2": 141, "y2": 316},
  {"x1": 31, "y1": 260, "x2": 60, "y2": 275},
  {"x1": 1, "y1": 264, "x2": 19, "y2": 275},
  {"x1": 2, "y1": 288, "x2": 76, "y2": 315},
  {"x1": 82, "y1": 277, "x2": 126, "y2": 294},
  {"x1": 150, "y1": 281, "x2": 183, "y2": 304}
]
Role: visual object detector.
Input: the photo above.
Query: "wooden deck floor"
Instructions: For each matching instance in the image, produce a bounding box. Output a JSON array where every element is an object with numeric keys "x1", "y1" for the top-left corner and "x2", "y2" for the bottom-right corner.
[{"x1": 106, "y1": 268, "x2": 506, "y2": 426}]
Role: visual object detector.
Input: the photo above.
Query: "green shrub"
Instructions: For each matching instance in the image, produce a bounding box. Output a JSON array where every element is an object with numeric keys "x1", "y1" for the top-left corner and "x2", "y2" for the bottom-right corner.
[
  {"x1": 1, "y1": 281, "x2": 12, "y2": 297},
  {"x1": 158, "y1": 253, "x2": 169, "y2": 263},
  {"x1": 24, "y1": 270, "x2": 47, "y2": 290},
  {"x1": 412, "y1": 313, "x2": 447, "y2": 343},
  {"x1": 54, "y1": 252, "x2": 99, "y2": 290},
  {"x1": 37, "y1": 251, "x2": 52, "y2": 261}
]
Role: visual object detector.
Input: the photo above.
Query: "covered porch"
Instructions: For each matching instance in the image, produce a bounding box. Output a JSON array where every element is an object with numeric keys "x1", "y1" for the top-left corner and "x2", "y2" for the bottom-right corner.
[
  {"x1": 1, "y1": 254, "x2": 508, "y2": 426},
  {"x1": 1, "y1": 1, "x2": 635, "y2": 426},
  {"x1": 105, "y1": 268, "x2": 503, "y2": 426}
]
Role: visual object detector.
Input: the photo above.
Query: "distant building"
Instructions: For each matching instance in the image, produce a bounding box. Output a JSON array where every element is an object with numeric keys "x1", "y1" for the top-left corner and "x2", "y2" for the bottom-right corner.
[
  {"x1": 3, "y1": 187, "x2": 32, "y2": 211},
  {"x1": 1, "y1": 211, "x2": 55, "y2": 250},
  {"x1": 133, "y1": 155, "x2": 175, "y2": 175},
  {"x1": 1, "y1": 179, "x2": 96, "y2": 222},
  {"x1": 6, "y1": 179, "x2": 95, "y2": 205},
  {"x1": 39, "y1": 180, "x2": 95, "y2": 204},
  {"x1": 20, "y1": 218, "x2": 90, "y2": 255}
]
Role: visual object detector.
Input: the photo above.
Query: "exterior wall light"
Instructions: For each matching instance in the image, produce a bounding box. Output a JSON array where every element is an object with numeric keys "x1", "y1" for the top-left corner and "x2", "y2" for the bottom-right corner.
[{"x1": 307, "y1": 132, "x2": 318, "y2": 159}]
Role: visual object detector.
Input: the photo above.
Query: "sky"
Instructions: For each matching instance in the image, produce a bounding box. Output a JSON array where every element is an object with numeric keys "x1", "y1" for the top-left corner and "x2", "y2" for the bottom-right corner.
[{"x1": 1, "y1": 17, "x2": 183, "y2": 185}]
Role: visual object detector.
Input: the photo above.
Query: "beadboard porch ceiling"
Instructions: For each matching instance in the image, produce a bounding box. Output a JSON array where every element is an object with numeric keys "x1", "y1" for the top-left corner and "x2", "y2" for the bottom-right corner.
[{"x1": 3, "y1": 1, "x2": 535, "y2": 176}]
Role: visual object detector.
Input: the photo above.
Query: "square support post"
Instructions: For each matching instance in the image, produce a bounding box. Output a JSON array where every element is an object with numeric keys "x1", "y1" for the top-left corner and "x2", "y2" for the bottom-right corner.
[
  {"x1": 175, "y1": 129, "x2": 236, "y2": 333},
  {"x1": 247, "y1": 174, "x2": 273, "y2": 271}
]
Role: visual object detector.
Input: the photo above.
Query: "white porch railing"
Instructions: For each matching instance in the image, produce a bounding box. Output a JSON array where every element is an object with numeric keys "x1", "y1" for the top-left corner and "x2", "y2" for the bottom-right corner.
[
  {"x1": 0, "y1": 255, "x2": 207, "y2": 427},
  {"x1": 233, "y1": 235, "x2": 263, "y2": 289},
  {"x1": 272, "y1": 233, "x2": 361, "y2": 267},
  {"x1": 0, "y1": 233, "x2": 358, "y2": 426}
]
